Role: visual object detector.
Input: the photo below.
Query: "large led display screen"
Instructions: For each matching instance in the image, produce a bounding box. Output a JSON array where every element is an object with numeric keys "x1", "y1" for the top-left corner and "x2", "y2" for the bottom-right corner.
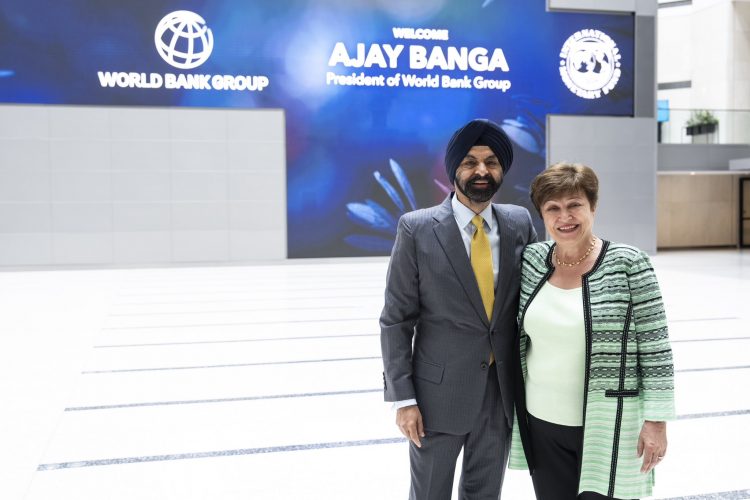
[{"x1": 0, "y1": 0, "x2": 634, "y2": 257}]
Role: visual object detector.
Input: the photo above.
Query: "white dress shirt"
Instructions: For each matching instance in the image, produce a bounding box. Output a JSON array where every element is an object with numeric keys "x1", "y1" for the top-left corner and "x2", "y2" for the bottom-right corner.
[
  {"x1": 393, "y1": 195, "x2": 501, "y2": 410},
  {"x1": 450, "y1": 194, "x2": 500, "y2": 289}
]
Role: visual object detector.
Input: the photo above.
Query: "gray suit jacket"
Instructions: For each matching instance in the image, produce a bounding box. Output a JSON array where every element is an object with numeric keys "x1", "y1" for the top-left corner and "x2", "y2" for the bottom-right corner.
[{"x1": 380, "y1": 195, "x2": 537, "y2": 435}]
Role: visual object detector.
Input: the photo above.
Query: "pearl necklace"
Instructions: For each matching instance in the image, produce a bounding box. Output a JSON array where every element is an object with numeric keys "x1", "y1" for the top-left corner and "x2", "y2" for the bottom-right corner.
[{"x1": 554, "y1": 237, "x2": 597, "y2": 268}]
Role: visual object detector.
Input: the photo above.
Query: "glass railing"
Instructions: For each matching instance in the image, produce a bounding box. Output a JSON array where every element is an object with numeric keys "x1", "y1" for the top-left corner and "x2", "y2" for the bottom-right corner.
[{"x1": 657, "y1": 108, "x2": 750, "y2": 145}]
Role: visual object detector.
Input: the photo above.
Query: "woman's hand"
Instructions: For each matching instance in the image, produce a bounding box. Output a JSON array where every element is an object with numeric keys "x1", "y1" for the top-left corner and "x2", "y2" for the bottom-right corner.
[{"x1": 637, "y1": 420, "x2": 667, "y2": 473}]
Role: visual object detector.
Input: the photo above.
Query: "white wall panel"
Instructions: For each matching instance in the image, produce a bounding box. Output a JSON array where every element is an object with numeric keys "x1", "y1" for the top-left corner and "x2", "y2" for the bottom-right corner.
[
  {"x1": 113, "y1": 232, "x2": 171, "y2": 264},
  {"x1": 50, "y1": 171, "x2": 112, "y2": 203},
  {"x1": 112, "y1": 204, "x2": 171, "y2": 232},
  {"x1": 0, "y1": 105, "x2": 286, "y2": 267},
  {"x1": 51, "y1": 203, "x2": 113, "y2": 232},
  {"x1": 111, "y1": 141, "x2": 170, "y2": 172},
  {"x1": 227, "y1": 142, "x2": 285, "y2": 171},
  {"x1": 50, "y1": 140, "x2": 111, "y2": 171},
  {"x1": 0, "y1": 171, "x2": 51, "y2": 202},
  {"x1": 52, "y1": 233, "x2": 113, "y2": 264},
  {"x1": 229, "y1": 172, "x2": 280, "y2": 201},
  {"x1": 0, "y1": 204, "x2": 52, "y2": 233},
  {"x1": 226, "y1": 109, "x2": 285, "y2": 142},
  {"x1": 229, "y1": 201, "x2": 281, "y2": 231},
  {"x1": 548, "y1": 115, "x2": 658, "y2": 253},
  {"x1": 171, "y1": 172, "x2": 228, "y2": 201},
  {"x1": 171, "y1": 141, "x2": 228, "y2": 171},
  {"x1": 112, "y1": 172, "x2": 171, "y2": 202},
  {"x1": 169, "y1": 110, "x2": 228, "y2": 141},
  {"x1": 172, "y1": 230, "x2": 229, "y2": 262},
  {"x1": 549, "y1": 0, "x2": 636, "y2": 13},
  {"x1": 733, "y1": 2, "x2": 750, "y2": 109},
  {"x1": 229, "y1": 230, "x2": 286, "y2": 261},
  {"x1": 110, "y1": 109, "x2": 170, "y2": 141},
  {"x1": 550, "y1": 0, "x2": 653, "y2": 15},
  {"x1": 0, "y1": 106, "x2": 48, "y2": 138},
  {"x1": 171, "y1": 203, "x2": 229, "y2": 231},
  {"x1": 48, "y1": 108, "x2": 110, "y2": 140},
  {"x1": 0, "y1": 233, "x2": 52, "y2": 265},
  {"x1": 0, "y1": 139, "x2": 49, "y2": 170}
]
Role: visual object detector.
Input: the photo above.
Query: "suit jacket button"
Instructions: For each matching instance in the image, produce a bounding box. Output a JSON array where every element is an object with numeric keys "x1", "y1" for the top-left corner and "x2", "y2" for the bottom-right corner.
[
  {"x1": 480, "y1": 362, "x2": 488, "y2": 370},
  {"x1": 491, "y1": 329, "x2": 496, "y2": 336}
]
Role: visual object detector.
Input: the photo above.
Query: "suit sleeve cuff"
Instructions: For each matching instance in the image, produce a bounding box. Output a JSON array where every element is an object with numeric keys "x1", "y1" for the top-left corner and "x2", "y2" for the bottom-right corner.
[
  {"x1": 643, "y1": 398, "x2": 676, "y2": 422},
  {"x1": 391, "y1": 399, "x2": 418, "y2": 411}
]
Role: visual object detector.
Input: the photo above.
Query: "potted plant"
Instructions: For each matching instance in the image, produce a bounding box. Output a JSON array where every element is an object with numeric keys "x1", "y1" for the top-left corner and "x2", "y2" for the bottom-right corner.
[{"x1": 686, "y1": 110, "x2": 718, "y2": 136}]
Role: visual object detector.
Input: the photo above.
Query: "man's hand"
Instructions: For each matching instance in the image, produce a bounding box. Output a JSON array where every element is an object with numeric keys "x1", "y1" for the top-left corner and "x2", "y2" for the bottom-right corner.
[
  {"x1": 637, "y1": 420, "x2": 667, "y2": 473},
  {"x1": 397, "y1": 405, "x2": 425, "y2": 448}
]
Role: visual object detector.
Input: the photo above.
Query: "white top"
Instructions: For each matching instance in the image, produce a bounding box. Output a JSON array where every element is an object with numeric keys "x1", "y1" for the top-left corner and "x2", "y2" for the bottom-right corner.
[
  {"x1": 523, "y1": 281, "x2": 586, "y2": 426},
  {"x1": 392, "y1": 196, "x2": 500, "y2": 410}
]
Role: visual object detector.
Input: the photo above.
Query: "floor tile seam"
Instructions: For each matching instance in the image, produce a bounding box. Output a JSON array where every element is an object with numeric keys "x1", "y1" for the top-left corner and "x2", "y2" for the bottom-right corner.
[
  {"x1": 63, "y1": 388, "x2": 750, "y2": 417},
  {"x1": 675, "y1": 409, "x2": 750, "y2": 420},
  {"x1": 114, "y1": 286, "x2": 384, "y2": 292},
  {"x1": 36, "y1": 437, "x2": 405, "y2": 471},
  {"x1": 106, "y1": 305, "x2": 366, "y2": 316},
  {"x1": 116, "y1": 276, "x2": 385, "y2": 282},
  {"x1": 671, "y1": 336, "x2": 750, "y2": 343},
  {"x1": 80, "y1": 356, "x2": 383, "y2": 374},
  {"x1": 676, "y1": 365, "x2": 750, "y2": 373},
  {"x1": 655, "y1": 490, "x2": 750, "y2": 500},
  {"x1": 34, "y1": 427, "x2": 750, "y2": 474},
  {"x1": 113, "y1": 295, "x2": 381, "y2": 305},
  {"x1": 93, "y1": 333, "x2": 379, "y2": 348},
  {"x1": 65, "y1": 388, "x2": 383, "y2": 411},
  {"x1": 117, "y1": 289, "x2": 383, "y2": 296},
  {"x1": 101, "y1": 317, "x2": 377, "y2": 329},
  {"x1": 116, "y1": 283, "x2": 383, "y2": 288},
  {"x1": 90, "y1": 334, "x2": 744, "y2": 349},
  {"x1": 115, "y1": 286, "x2": 384, "y2": 297},
  {"x1": 668, "y1": 317, "x2": 739, "y2": 323},
  {"x1": 99, "y1": 316, "x2": 743, "y2": 330},
  {"x1": 113, "y1": 281, "x2": 385, "y2": 289},
  {"x1": 80, "y1": 360, "x2": 750, "y2": 375}
]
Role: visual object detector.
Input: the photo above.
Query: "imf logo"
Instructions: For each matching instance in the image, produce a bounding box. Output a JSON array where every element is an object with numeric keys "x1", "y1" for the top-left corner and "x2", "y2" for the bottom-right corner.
[
  {"x1": 559, "y1": 29, "x2": 621, "y2": 99},
  {"x1": 154, "y1": 11, "x2": 214, "y2": 70}
]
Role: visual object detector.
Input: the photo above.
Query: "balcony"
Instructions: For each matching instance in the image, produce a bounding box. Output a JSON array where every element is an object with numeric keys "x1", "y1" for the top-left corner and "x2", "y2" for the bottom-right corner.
[{"x1": 657, "y1": 107, "x2": 750, "y2": 145}]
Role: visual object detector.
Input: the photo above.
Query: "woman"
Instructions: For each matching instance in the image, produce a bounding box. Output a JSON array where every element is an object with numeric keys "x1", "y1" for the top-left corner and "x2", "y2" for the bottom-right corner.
[{"x1": 509, "y1": 163, "x2": 675, "y2": 499}]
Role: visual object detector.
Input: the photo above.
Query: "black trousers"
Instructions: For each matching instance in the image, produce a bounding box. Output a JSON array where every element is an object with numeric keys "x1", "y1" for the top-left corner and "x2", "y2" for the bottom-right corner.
[{"x1": 527, "y1": 413, "x2": 633, "y2": 500}]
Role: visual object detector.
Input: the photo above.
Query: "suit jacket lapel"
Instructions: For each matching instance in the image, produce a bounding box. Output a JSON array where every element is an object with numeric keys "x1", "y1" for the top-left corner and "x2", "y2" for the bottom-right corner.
[
  {"x1": 491, "y1": 204, "x2": 516, "y2": 327},
  {"x1": 433, "y1": 195, "x2": 490, "y2": 327}
]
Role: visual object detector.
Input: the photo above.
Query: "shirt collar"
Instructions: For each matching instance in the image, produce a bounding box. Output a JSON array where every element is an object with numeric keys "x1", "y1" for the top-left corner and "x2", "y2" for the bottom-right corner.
[{"x1": 451, "y1": 193, "x2": 495, "y2": 231}]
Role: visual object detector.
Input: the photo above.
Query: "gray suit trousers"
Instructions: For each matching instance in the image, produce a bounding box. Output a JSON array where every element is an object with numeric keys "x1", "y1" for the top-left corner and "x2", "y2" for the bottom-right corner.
[{"x1": 409, "y1": 365, "x2": 510, "y2": 500}]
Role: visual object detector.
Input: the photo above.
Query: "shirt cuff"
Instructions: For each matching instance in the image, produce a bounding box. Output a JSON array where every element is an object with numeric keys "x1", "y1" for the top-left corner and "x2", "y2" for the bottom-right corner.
[{"x1": 392, "y1": 399, "x2": 418, "y2": 411}]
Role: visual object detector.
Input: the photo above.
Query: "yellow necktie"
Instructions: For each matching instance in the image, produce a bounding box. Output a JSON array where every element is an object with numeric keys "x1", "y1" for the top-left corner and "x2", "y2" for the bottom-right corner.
[{"x1": 471, "y1": 215, "x2": 495, "y2": 364}]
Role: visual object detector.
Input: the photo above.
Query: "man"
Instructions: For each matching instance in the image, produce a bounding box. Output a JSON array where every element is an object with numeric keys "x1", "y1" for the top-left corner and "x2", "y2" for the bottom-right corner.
[{"x1": 380, "y1": 118, "x2": 538, "y2": 499}]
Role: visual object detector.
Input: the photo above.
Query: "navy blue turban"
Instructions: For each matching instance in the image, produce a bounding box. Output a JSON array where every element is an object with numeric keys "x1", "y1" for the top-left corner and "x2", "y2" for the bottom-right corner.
[{"x1": 444, "y1": 118, "x2": 514, "y2": 184}]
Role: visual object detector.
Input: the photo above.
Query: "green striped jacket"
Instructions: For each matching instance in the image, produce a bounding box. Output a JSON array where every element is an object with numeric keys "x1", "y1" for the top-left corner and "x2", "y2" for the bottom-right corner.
[{"x1": 509, "y1": 241, "x2": 675, "y2": 499}]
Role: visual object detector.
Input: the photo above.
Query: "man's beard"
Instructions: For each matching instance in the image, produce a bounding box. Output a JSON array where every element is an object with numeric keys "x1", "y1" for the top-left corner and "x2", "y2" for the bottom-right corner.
[{"x1": 456, "y1": 174, "x2": 502, "y2": 203}]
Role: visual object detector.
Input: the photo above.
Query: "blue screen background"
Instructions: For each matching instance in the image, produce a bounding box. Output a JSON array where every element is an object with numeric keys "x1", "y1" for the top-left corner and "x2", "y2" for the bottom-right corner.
[{"x1": 0, "y1": 0, "x2": 634, "y2": 257}]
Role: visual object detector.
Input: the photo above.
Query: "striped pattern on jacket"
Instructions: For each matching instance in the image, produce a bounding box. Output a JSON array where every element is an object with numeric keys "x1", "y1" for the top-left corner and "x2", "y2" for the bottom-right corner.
[{"x1": 509, "y1": 241, "x2": 676, "y2": 499}]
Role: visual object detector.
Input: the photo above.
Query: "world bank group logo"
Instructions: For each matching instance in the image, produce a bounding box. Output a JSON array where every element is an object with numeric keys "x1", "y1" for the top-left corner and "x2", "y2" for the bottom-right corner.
[
  {"x1": 559, "y1": 29, "x2": 621, "y2": 99},
  {"x1": 154, "y1": 11, "x2": 214, "y2": 70}
]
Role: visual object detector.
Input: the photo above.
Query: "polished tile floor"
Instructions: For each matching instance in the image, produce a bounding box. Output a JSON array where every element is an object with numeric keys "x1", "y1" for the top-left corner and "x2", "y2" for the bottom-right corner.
[{"x1": 1, "y1": 249, "x2": 748, "y2": 499}]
